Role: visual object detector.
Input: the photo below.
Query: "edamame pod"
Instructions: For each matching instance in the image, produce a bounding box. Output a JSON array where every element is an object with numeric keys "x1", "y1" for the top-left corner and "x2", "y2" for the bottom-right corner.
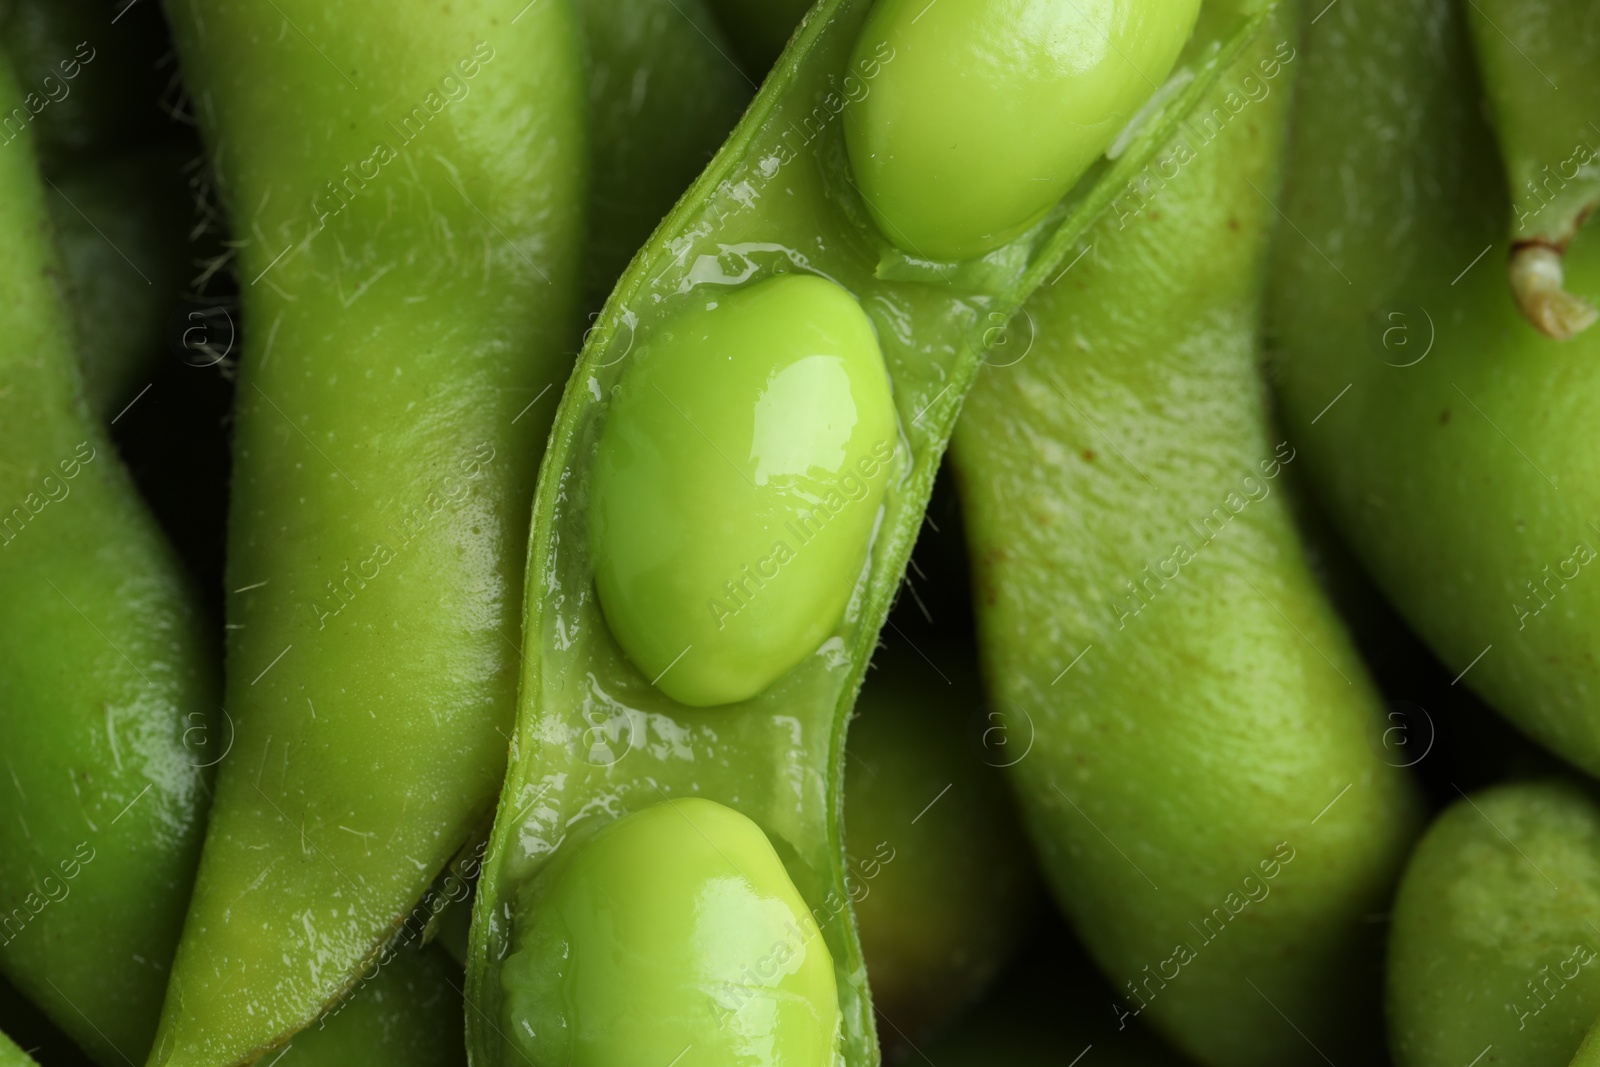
[
  {"x1": 1265, "y1": 0, "x2": 1600, "y2": 775},
  {"x1": 0, "y1": 49, "x2": 215, "y2": 1067},
  {"x1": 1388, "y1": 780, "x2": 1600, "y2": 1066},
  {"x1": 151, "y1": 0, "x2": 586, "y2": 1062},
  {"x1": 845, "y1": 646, "x2": 1038, "y2": 1052},
  {"x1": 1462, "y1": 0, "x2": 1600, "y2": 339},
  {"x1": 949, "y1": 10, "x2": 1423, "y2": 1064},
  {"x1": 582, "y1": 0, "x2": 751, "y2": 307},
  {"x1": 468, "y1": 0, "x2": 1280, "y2": 1063},
  {"x1": 844, "y1": 0, "x2": 1201, "y2": 262}
]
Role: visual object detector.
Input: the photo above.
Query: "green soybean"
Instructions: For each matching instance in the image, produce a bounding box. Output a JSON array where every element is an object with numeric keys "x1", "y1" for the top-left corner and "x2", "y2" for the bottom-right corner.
[
  {"x1": 844, "y1": 0, "x2": 1201, "y2": 262},
  {"x1": 1265, "y1": 0, "x2": 1600, "y2": 775},
  {"x1": 150, "y1": 0, "x2": 586, "y2": 1062},
  {"x1": 1463, "y1": 0, "x2": 1600, "y2": 338},
  {"x1": 844, "y1": 646, "x2": 1038, "y2": 1050},
  {"x1": 592, "y1": 273, "x2": 896, "y2": 707},
  {"x1": 0, "y1": 48, "x2": 215, "y2": 1067},
  {"x1": 500, "y1": 799, "x2": 839, "y2": 1066},
  {"x1": 948, "y1": 9, "x2": 1422, "y2": 1064},
  {"x1": 467, "y1": 0, "x2": 1277, "y2": 1061},
  {"x1": 1388, "y1": 780, "x2": 1600, "y2": 1067}
]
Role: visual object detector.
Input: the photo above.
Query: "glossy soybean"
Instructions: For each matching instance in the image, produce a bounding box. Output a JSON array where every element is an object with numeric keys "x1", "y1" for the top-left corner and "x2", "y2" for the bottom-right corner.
[
  {"x1": 499, "y1": 800, "x2": 839, "y2": 1067},
  {"x1": 592, "y1": 273, "x2": 896, "y2": 707},
  {"x1": 844, "y1": 0, "x2": 1201, "y2": 262},
  {"x1": 1388, "y1": 781, "x2": 1600, "y2": 1067}
]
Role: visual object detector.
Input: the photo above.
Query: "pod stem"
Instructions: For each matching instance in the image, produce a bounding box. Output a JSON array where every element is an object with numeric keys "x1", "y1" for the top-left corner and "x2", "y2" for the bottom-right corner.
[{"x1": 1509, "y1": 240, "x2": 1598, "y2": 340}]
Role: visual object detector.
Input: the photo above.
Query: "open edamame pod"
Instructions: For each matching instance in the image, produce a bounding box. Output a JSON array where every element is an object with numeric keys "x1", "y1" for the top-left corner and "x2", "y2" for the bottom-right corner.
[
  {"x1": 1266, "y1": 0, "x2": 1600, "y2": 774},
  {"x1": 468, "y1": 0, "x2": 1282, "y2": 1062},
  {"x1": 1462, "y1": 0, "x2": 1600, "y2": 339},
  {"x1": 151, "y1": 0, "x2": 586, "y2": 1062},
  {"x1": 949, "y1": 8, "x2": 1423, "y2": 1064},
  {"x1": 1388, "y1": 780, "x2": 1600, "y2": 1066},
  {"x1": 0, "y1": 48, "x2": 216, "y2": 1067}
]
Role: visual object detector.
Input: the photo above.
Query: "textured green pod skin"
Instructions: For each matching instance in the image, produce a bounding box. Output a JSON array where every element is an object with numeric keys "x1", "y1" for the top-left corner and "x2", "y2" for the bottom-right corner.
[
  {"x1": 949, "y1": 12, "x2": 1422, "y2": 1065},
  {"x1": 844, "y1": 647, "x2": 1038, "y2": 1051},
  {"x1": 0, "y1": 52, "x2": 215, "y2": 1067},
  {"x1": 151, "y1": 1, "x2": 586, "y2": 1063},
  {"x1": 1265, "y1": 0, "x2": 1600, "y2": 773},
  {"x1": 1389, "y1": 781, "x2": 1600, "y2": 1066},
  {"x1": 1462, "y1": 0, "x2": 1600, "y2": 338}
]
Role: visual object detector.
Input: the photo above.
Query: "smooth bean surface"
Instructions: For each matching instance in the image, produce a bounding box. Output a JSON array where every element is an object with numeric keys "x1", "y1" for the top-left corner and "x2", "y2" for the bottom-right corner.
[
  {"x1": 592, "y1": 273, "x2": 896, "y2": 707},
  {"x1": 844, "y1": 0, "x2": 1200, "y2": 261},
  {"x1": 499, "y1": 799, "x2": 839, "y2": 1066}
]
